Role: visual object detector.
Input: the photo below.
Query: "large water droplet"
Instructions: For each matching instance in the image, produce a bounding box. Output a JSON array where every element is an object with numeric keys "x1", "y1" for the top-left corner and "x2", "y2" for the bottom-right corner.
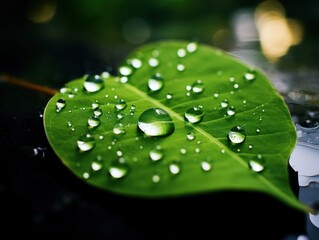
[
  {"x1": 184, "y1": 107, "x2": 204, "y2": 123},
  {"x1": 84, "y1": 75, "x2": 104, "y2": 93},
  {"x1": 56, "y1": 98, "x2": 66, "y2": 112},
  {"x1": 138, "y1": 108, "x2": 175, "y2": 136},
  {"x1": 77, "y1": 134, "x2": 96, "y2": 152},
  {"x1": 148, "y1": 74, "x2": 164, "y2": 92},
  {"x1": 228, "y1": 126, "x2": 246, "y2": 144},
  {"x1": 108, "y1": 160, "x2": 130, "y2": 179}
]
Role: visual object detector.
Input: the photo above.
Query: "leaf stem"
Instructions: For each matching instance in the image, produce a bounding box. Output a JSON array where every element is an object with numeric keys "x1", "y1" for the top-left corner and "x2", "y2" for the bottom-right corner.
[{"x1": 0, "y1": 74, "x2": 58, "y2": 96}]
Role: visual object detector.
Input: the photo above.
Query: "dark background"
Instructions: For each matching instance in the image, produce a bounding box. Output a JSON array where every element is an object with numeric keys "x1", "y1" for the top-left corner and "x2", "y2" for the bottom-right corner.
[{"x1": 1, "y1": 0, "x2": 319, "y2": 239}]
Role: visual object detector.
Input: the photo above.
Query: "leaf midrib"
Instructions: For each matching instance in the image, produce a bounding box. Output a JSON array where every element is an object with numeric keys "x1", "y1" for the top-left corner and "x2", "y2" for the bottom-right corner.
[{"x1": 122, "y1": 80, "x2": 298, "y2": 205}]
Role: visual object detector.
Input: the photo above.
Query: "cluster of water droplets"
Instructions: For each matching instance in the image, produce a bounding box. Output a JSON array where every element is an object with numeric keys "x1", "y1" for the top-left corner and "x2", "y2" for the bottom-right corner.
[{"x1": 52, "y1": 42, "x2": 269, "y2": 187}]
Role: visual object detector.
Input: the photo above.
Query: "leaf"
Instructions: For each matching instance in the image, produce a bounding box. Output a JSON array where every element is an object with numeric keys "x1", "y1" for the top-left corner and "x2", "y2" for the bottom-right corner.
[{"x1": 44, "y1": 40, "x2": 310, "y2": 212}]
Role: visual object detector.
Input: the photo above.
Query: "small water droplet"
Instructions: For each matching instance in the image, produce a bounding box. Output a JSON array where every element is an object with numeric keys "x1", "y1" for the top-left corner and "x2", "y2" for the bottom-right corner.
[
  {"x1": 256, "y1": 128, "x2": 261, "y2": 133},
  {"x1": 149, "y1": 147, "x2": 164, "y2": 161},
  {"x1": 201, "y1": 161, "x2": 212, "y2": 172},
  {"x1": 177, "y1": 48, "x2": 187, "y2": 57},
  {"x1": 84, "y1": 75, "x2": 104, "y2": 93},
  {"x1": 177, "y1": 64, "x2": 185, "y2": 72},
  {"x1": 186, "y1": 42, "x2": 198, "y2": 53},
  {"x1": 184, "y1": 106, "x2": 204, "y2": 123},
  {"x1": 115, "y1": 99, "x2": 127, "y2": 110},
  {"x1": 56, "y1": 98, "x2": 66, "y2": 112},
  {"x1": 88, "y1": 116, "x2": 101, "y2": 128},
  {"x1": 228, "y1": 126, "x2": 246, "y2": 144},
  {"x1": 60, "y1": 87, "x2": 72, "y2": 94},
  {"x1": 117, "y1": 113, "x2": 125, "y2": 120},
  {"x1": 221, "y1": 149, "x2": 225, "y2": 154},
  {"x1": 148, "y1": 58, "x2": 159, "y2": 67},
  {"x1": 195, "y1": 147, "x2": 201, "y2": 153},
  {"x1": 244, "y1": 70, "x2": 256, "y2": 81},
  {"x1": 152, "y1": 174, "x2": 160, "y2": 183},
  {"x1": 101, "y1": 71, "x2": 110, "y2": 78},
  {"x1": 119, "y1": 65, "x2": 133, "y2": 76},
  {"x1": 180, "y1": 148, "x2": 187, "y2": 155},
  {"x1": 233, "y1": 83, "x2": 239, "y2": 89},
  {"x1": 83, "y1": 172, "x2": 90, "y2": 179},
  {"x1": 108, "y1": 160, "x2": 130, "y2": 179},
  {"x1": 77, "y1": 134, "x2": 96, "y2": 152},
  {"x1": 226, "y1": 106, "x2": 236, "y2": 116},
  {"x1": 92, "y1": 101, "x2": 100, "y2": 109},
  {"x1": 213, "y1": 93, "x2": 219, "y2": 98},
  {"x1": 249, "y1": 159, "x2": 264, "y2": 173},
  {"x1": 191, "y1": 80, "x2": 204, "y2": 93},
  {"x1": 248, "y1": 144, "x2": 253, "y2": 149},
  {"x1": 130, "y1": 58, "x2": 142, "y2": 69},
  {"x1": 93, "y1": 108, "x2": 103, "y2": 117},
  {"x1": 166, "y1": 92, "x2": 173, "y2": 100},
  {"x1": 113, "y1": 123, "x2": 126, "y2": 135},
  {"x1": 220, "y1": 99, "x2": 228, "y2": 108},
  {"x1": 186, "y1": 131, "x2": 195, "y2": 141},
  {"x1": 138, "y1": 108, "x2": 175, "y2": 137},
  {"x1": 169, "y1": 161, "x2": 181, "y2": 175},
  {"x1": 91, "y1": 161, "x2": 103, "y2": 171},
  {"x1": 148, "y1": 74, "x2": 164, "y2": 92}
]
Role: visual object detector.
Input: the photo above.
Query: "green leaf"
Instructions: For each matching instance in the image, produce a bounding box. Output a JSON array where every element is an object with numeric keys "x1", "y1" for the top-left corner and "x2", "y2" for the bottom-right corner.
[{"x1": 44, "y1": 40, "x2": 310, "y2": 212}]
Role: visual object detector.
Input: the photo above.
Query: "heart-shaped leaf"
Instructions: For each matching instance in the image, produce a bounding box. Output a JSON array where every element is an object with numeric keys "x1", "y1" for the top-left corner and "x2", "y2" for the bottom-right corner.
[{"x1": 44, "y1": 40, "x2": 309, "y2": 212}]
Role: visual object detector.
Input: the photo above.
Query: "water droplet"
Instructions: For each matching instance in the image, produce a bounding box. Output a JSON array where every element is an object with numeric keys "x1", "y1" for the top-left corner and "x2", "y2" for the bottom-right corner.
[
  {"x1": 84, "y1": 75, "x2": 104, "y2": 93},
  {"x1": 177, "y1": 48, "x2": 186, "y2": 57},
  {"x1": 186, "y1": 131, "x2": 195, "y2": 141},
  {"x1": 213, "y1": 93, "x2": 219, "y2": 98},
  {"x1": 184, "y1": 106, "x2": 204, "y2": 123},
  {"x1": 108, "y1": 160, "x2": 130, "y2": 179},
  {"x1": 92, "y1": 101, "x2": 100, "y2": 109},
  {"x1": 117, "y1": 113, "x2": 125, "y2": 120},
  {"x1": 91, "y1": 161, "x2": 103, "y2": 171},
  {"x1": 93, "y1": 108, "x2": 103, "y2": 117},
  {"x1": 249, "y1": 159, "x2": 264, "y2": 173},
  {"x1": 201, "y1": 161, "x2": 212, "y2": 172},
  {"x1": 191, "y1": 80, "x2": 204, "y2": 93},
  {"x1": 229, "y1": 76, "x2": 235, "y2": 82},
  {"x1": 177, "y1": 64, "x2": 185, "y2": 72},
  {"x1": 60, "y1": 87, "x2": 72, "y2": 94},
  {"x1": 148, "y1": 58, "x2": 159, "y2": 67},
  {"x1": 256, "y1": 128, "x2": 261, "y2": 133},
  {"x1": 148, "y1": 74, "x2": 164, "y2": 92},
  {"x1": 115, "y1": 99, "x2": 127, "y2": 110},
  {"x1": 169, "y1": 161, "x2": 181, "y2": 175},
  {"x1": 233, "y1": 83, "x2": 239, "y2": 89},
  {"x1": 56, "y1": 98, "x2": 66, "y2": 112},
  {"x1": 77, "y1": 134, "x2": 96, "y2": 152},
  {"x1": 83, "y1": 172, "x2": 90, "y2": 179},
  {"x1": 113, "y1": 123, "x2": 126, "y2": 135},
  {"x1": 228, "y1": 126, "x2": 246, "y2": 144},
  {"x1": 244, "y1": 70, "x2": 256, "y2": 81},
  {"x1": 119, "y1": 65, "x2": 133, "y2": 76},
  {"x1": 149, "y1": 147, "x2": 164, "y2": 161},
  {"x1": 186, "y1": 42, "x2": 198, "y2": 53},
  {"x1": 166, "y1": 92, "x2": 173, "y2": 100},
  {"x1": 226, "y1": 106, "x2": 236, "y2": 116},
  {"x1": 138, "y1": 108, "x2": 175, "y2": 136},
  {"x1": 180, "y1": 148, "x2": 187, "y2": 155},
  {"x1": 152, "y1": 174, "x2": 160, "y2": 183},
  {"x1": 130, "y1": 58, "x2": 142, "y2": 69},
  {"x1": 220, "y1": 99, "x2": 228, "y2": 108},
  {"x1": 248, "y1": 144, "x2": 253, "y2": 149},
  {"x1": 88, "y1": 116, "x2": 101, "y2": 128},
  {"x1": 195, "y1": 147, "x2": 201, "y2": 153},
  {"x1": 101, "y1": 71, "x2": 110, "y2": 78}
]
